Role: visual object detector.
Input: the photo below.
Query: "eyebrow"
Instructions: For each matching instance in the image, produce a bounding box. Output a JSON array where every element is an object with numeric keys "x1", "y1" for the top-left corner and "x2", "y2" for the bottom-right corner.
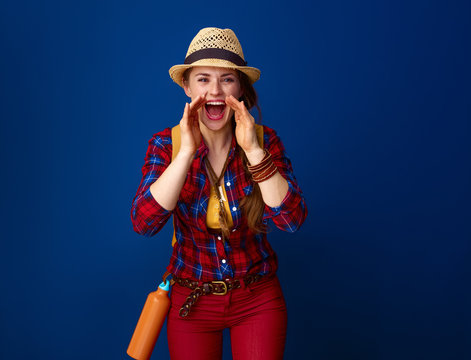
[{"x1": 194, "y1": 73, "x2": 236, "y2": 77}]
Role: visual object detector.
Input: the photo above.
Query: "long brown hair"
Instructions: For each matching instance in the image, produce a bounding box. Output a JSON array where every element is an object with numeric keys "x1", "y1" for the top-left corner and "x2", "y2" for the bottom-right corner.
[
  {"x1": 237, "y1": 71, "x2": 266, "y2": 234},
  {"x1": 182, "y1": 68, "x2": 266, "y2": 235}
]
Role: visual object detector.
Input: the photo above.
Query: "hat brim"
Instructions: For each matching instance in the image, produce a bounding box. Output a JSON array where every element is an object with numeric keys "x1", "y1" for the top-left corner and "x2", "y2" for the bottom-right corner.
[{"x1": 169, "y1": 59, "x2": 261, "y2": 88}]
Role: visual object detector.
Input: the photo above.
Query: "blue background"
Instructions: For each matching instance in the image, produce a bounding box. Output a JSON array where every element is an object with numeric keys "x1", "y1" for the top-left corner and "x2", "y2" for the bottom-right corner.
[{"x1": 1, "y1": 0, "x2": 470, "y2": 359}]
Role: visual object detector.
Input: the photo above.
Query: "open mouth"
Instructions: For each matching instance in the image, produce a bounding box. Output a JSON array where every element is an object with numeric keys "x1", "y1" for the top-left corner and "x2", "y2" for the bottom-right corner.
[{"x1": 204, "y1": 100, "x2": 226, "y2": 120}]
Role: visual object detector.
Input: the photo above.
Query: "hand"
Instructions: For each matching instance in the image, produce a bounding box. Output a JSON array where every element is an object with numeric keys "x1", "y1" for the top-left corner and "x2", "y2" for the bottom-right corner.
[
  {"x1": 225, "y1": 95, "x2": 261, "y2": 155},
  {"x1": 179, "y1": 93, "x2": 206, "y2": 155}
]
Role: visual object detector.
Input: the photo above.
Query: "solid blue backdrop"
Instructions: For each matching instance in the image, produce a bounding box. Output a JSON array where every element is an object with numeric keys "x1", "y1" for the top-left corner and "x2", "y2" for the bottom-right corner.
[{"x1": 1, "y1": 0, "x2": 469, "y2": 359}]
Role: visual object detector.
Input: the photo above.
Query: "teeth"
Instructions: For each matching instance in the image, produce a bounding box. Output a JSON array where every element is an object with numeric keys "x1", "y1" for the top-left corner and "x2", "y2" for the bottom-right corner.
[{"x1": 206, "y1": 101, "x2": 225, "y2": 106}]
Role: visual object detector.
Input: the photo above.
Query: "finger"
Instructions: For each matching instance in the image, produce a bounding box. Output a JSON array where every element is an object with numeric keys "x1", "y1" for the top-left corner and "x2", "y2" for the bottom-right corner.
[
  {"x1": 228, "y1": 97, "x2": 253, "y2": 126},
  {"x1": 225, "y1": 95, "x2": 241, "y2": 111},
  {"x1": 191, "y1": 109, "x2": 200, "y2": 127},
  {"x1": 189, "y1": 93, "x2": 207, "y2": 113},
  {"x1": 225, "y1": 97, "x2": 242, "y2": 124},
  {"x1": 182, "y1": 102, "x2": 189, "y2": 117},
  {"x1": 188, "y1": 96, "x2": 201, "y2": 113},
  {"x1": 227, "y1": 95, "x2": 249, "y2": 115},
  {"x1": 180, "y1": 103, "x2": 189, "y2": 126}
]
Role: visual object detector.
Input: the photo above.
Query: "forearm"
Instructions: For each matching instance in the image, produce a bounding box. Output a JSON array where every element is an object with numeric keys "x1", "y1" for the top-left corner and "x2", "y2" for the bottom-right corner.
[
  {"x1": 149, "y1": 150, "x2": 195, "y2": 210},
  {"x1": 245, "y1": 148, "x2": 289, "y2": 208}
]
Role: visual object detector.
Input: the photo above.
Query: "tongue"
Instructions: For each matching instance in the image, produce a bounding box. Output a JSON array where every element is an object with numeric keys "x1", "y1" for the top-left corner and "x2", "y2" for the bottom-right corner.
[{"x1": 207, "y1": 105, "x2": 225, "y2": 117}]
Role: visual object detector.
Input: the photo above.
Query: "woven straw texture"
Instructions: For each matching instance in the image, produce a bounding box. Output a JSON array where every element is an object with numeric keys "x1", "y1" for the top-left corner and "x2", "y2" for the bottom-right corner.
[
  {"x1": 169, "y1": 27, "x2": 260, "y2": 88},
  {"x1": 185, "y1": 28, "x2": 245, "y2": 60}
]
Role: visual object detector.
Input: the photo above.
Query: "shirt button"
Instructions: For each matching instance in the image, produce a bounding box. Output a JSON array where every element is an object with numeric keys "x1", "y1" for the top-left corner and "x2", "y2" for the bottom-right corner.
[
  {"x1": 232, "y1": 206, "x2": 237, "y2": 212},
  {"x1": 226, "y1": 181, "x2": 231, "y2": 186},
  {"x1": 217, "y1": 236, "x2": 222, "y2": 240},
  {"x1": 221, "y1": 259, "x2": 227, "y2": 264}
]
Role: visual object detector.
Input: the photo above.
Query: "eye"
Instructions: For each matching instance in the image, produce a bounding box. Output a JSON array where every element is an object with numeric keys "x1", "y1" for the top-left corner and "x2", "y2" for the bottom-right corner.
[
  {"x1": 197, "y1": 77, "x2": 208, "y2": 82},
  {"x1": 222, "y1": 77, "x2": 235, "y2": 83}
]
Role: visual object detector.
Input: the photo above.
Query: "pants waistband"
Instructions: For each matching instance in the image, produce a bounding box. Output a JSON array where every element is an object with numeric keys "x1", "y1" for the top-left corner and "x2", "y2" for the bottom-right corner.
[{"x1": 175, "y1": 273, "x2": 267, "y2": 317}]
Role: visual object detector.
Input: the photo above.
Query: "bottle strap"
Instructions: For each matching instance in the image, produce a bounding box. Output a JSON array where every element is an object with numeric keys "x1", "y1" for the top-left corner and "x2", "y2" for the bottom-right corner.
[{"x1": 162, "y1": 270, "x2": 175, "y2": 286}]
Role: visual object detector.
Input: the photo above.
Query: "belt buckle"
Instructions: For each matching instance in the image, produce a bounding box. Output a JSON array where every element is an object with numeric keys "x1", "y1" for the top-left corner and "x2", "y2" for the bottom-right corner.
[{"x1": 211, "y1": 281, "x2": 228, "y2": 295}]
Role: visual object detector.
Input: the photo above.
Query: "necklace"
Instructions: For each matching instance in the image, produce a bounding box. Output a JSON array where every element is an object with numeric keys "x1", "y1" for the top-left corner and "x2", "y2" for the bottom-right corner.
[{"x1": 204, "y1": 145, "x2": 232, "y2": 242}]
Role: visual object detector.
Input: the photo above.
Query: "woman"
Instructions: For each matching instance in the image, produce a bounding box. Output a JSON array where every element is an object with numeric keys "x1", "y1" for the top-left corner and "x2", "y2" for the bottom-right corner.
[{"x1": 131, "y1": 27, "x2": 307, "y2": 360}]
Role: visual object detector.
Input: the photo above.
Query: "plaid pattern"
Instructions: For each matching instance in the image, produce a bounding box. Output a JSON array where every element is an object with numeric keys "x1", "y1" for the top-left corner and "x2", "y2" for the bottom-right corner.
[{"x1": 131, "y1": 125, "x2": 307, "y2": 281}]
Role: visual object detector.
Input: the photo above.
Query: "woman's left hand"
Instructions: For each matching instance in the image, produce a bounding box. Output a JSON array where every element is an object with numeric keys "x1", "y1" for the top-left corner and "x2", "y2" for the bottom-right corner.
[{"x1": 226, "y1": 95, "x2": 261, "y2": 155}]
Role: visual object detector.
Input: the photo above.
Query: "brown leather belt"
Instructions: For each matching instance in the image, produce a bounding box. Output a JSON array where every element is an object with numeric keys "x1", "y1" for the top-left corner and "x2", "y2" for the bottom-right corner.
[{"x1": 174, "y1": 274, "x2": 265, "y2": 317}]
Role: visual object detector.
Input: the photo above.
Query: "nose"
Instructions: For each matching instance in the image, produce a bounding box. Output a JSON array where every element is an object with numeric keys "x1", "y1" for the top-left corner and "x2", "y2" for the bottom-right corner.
[{"x1": 209, "y1": 79, "x2": 222, "y2": 96}]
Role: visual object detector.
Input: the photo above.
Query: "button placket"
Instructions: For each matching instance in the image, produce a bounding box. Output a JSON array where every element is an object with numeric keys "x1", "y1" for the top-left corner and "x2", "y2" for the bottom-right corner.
[
  {"x1": 215, "y1": 234, "x2": 227, "y2": 268},
  {"x1": 224, "y1": 168, "x2": 241, "y2": 231}
]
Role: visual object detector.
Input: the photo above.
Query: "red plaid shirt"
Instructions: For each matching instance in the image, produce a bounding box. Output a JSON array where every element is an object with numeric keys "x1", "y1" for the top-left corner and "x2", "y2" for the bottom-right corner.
[{"x1": 131, "y1": 125, "x2": 307, "y2": 281}]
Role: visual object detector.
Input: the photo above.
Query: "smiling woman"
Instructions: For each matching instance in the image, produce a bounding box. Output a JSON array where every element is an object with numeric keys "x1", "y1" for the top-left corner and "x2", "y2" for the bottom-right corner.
[{"x1": 130, "y1": 27, "x2": 308, "y2": 360}]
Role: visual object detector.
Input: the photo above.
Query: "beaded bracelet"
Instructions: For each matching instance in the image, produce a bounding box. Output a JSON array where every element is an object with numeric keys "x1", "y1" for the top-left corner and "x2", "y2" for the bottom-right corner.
[{"x1": 247, "y1": 150, "x2": 278, "y2": 183}]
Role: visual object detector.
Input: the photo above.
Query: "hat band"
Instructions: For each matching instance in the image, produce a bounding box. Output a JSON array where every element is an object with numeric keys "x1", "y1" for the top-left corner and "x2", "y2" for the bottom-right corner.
[{"x1": 184, "y1": 48, "x2": 247, "y2": 66}]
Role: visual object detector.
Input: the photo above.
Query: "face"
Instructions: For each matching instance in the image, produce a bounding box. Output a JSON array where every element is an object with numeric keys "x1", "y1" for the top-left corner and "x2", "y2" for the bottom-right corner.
[{"x1": 183, "y1": 66, "x2": 243, "y2": 132}]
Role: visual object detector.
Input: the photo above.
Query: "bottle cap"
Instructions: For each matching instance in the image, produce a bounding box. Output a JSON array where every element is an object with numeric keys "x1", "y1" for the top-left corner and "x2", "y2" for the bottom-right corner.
[{"x1": 158, "y1": 279, "x2": 170, "y2": 291}]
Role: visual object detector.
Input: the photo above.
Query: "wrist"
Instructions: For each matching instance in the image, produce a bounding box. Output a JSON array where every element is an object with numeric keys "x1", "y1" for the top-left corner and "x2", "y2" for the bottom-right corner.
[
  {"x1": 244, "y1": 147, "x2": 265, "y2": 165},
  {"x1": 175, "y1": 148, "x2": 196, "y2": 162},
  {"x1": 247, "y1": 149, "x2": 278, "y2": 183}
]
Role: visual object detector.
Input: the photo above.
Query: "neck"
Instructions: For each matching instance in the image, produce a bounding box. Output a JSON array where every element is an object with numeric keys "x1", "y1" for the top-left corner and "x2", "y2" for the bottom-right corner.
[{"x1": 199, "y1": 122, "x2": 233, "y2": 153}]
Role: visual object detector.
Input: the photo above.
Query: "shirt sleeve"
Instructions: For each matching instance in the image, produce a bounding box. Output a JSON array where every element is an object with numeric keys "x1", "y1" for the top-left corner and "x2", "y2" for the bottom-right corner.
[
  {"x1": 130, "y1": 128, "x2": 173, "y2": 237},
  {"x1": 262, "y1": 126, "x2": 308, "y2": 233}
]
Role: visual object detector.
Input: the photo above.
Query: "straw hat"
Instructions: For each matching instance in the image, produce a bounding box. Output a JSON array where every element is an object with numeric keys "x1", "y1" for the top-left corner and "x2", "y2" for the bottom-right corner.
[{"x1": 169, "y1": 27, "x2": 261, "y2": 88}]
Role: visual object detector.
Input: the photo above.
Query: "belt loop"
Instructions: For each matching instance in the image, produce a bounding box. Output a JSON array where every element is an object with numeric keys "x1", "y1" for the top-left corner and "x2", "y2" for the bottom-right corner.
[{"x1": 241, "y1": 279, "x2": 252, "y2": 292}]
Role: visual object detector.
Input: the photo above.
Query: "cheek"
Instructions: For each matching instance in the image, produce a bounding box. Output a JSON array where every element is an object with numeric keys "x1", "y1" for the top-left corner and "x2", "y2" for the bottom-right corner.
[
  {"x1": 229, "y1": 84, "x2": 242, "y2": 98},
  {"x1": 188, "y1": 81, "x2": 204, "y2": 96},
  {"x1": 191, "y1": 90, "x2": 205, "y2": 101}
]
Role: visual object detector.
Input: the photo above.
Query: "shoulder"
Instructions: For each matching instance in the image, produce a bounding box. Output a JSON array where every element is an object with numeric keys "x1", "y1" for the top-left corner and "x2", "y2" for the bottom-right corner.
[
  {"x1": 260, "y1": 124, "x2": 284, "y2": 147},
  {"x1": 260, "y1": 124, "x2": 277, "y2": 137},
  {"x1": 147, "y1": 127, "x2": 173, "y2": 150}
]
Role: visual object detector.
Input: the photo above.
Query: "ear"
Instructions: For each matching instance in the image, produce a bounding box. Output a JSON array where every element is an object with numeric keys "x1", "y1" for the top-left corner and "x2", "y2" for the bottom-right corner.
[{"x1": 183, "y1": 81, "x2": 192, "y2": 98}]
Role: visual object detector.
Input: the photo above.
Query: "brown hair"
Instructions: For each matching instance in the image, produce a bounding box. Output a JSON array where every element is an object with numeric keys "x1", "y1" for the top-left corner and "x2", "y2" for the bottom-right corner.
[
  {"x1": 182, "y1": 68, "x2": 266, "y2": 235},
  {"x1": 236, "y1": 72, "x2": 266, "y2": 234}
]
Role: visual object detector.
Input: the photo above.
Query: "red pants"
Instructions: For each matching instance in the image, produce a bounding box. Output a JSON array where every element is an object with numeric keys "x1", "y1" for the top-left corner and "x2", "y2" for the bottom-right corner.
[{"x1": 167, "y1": 275, "x2": 287, "y2": 360}]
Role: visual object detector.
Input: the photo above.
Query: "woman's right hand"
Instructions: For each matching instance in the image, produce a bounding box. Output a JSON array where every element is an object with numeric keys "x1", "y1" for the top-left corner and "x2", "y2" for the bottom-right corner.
[{"x1": 179, "y1": 93, "x2": 207, "y2": 155}]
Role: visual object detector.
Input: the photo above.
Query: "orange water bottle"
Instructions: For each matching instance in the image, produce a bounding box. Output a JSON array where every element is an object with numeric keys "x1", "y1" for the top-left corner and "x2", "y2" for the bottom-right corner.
[{"x1": 127, "y1": 280, "x2": 171, "y2": 360}]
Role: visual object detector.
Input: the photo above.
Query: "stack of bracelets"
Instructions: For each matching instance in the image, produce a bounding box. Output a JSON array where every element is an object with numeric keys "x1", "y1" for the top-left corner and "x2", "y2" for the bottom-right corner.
[{"x1": 247, "y1": 150, "x2": 278, "y2": 183}]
